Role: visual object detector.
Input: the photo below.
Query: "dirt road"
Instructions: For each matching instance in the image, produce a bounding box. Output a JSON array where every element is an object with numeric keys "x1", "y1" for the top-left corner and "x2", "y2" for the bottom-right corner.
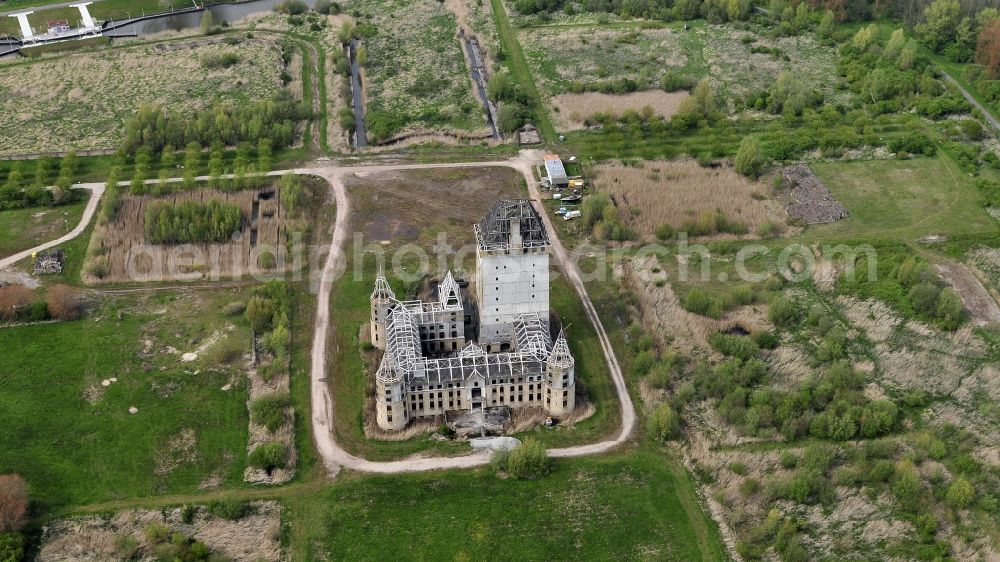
[{"x1": 0, "y1": 154, "x2": 636, "y2": 474}]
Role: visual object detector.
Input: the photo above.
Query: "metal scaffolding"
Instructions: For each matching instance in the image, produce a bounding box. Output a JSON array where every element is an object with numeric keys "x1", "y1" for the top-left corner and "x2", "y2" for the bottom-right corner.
[{"x1": 475, "y1": 200, "x2": 550, "y2": 251}]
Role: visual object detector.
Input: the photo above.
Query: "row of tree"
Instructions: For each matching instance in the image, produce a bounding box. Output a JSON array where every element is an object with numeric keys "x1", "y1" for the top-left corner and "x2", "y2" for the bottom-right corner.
[{"x1": 122, "y1": 91, "x2": 309, "y2": 155}]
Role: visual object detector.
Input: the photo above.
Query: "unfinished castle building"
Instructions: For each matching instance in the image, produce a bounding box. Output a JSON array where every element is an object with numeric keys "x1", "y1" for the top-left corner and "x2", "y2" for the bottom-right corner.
[{"x1": 370, "y1": 200, "x2": 576, "y2": 431}]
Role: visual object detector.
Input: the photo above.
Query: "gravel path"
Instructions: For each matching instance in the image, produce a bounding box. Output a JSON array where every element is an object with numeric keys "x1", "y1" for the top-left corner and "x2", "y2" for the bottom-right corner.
[{"x1": 940, "y1": 70, "x2": 1000, "y2": 134}]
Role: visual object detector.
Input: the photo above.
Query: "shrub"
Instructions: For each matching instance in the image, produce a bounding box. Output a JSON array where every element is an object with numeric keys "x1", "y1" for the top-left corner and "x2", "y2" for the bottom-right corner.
[
  {"x1": 751, "y1": 330, "x2": 779, "y2": 349},
  {"x1": 315, "y1": 0, "x2": 340, "y2": 14},
  {"x1": 768, "y1": 296, "x2": 802, "y2": 328},
  {"x1": 490, "y1": 447, "x2": 511, "y2": 475},
  {"x1": 709, "y1": 333, "x2": 760, "y2": 360},
  {"x1": 250, "y1": 393, "x2": 292, "y2": 432},
  {"x1": 199, "y1": 51, "x2": 239, "y2": 69},
  {"x1": 45, "y1": 284, "x2": 84, "y2": 320},
  {"x1": 660, "y1": 69, "x2": 696, "y2": 92},
  {"x1": 631, "y1": 350, "x2": 658, "y2": 377},
  {"x1": 249, "y1": 442, "x2": 287, "y2": 472},
  {"x1": 506, "y1": 439, "x2": 549, "y2": 479},
  {"x1": 732, "y1": 284, "x2": 754, "y2": 305},
  {"x1": 654, "y1": 223, "x2": 676, "y2": 240},
  {"x1": 143, "y1": 523, "x2": 171, "y2": 544},
  {"x1": 739, "y1": 478, "x2": 760, "y2": 498},
  {"x1": 945, "y1": 477, "x2": 974, "y2": 509},
  {"x1": 245, "y1": 296, "x2": 275, "y2": 333},
  {"x1": 0, "y1": 287, "x2": 33, "y2": 322},
  {"x1": 275, "y1": 0, "x2": 308, "y2": 14},
  {"x1": 207, "y1": 499, "x2": 254, "y2": 520},
  {"x1": 647, "y1": 404, "x2": 681, "y2": 442},
  {"x1": 0, "y1": 475, "x2": 28, "y2": 533},
  {"x1": 0, "y1": 533, "x2": 24, "y2": 562},
  {"x1": 779, "y1": 451, "x2": 798, "y2": 469},
  {"x1": 683, "y1": 288, "x2": 723, "y2": 318},
  {"x1": 734, "y1": 136, "x2": 765, "y2": 179}
]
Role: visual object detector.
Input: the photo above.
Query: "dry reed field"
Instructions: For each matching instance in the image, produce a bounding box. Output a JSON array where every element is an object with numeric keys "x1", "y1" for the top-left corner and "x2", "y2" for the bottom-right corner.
[
  {"x1": 0, "y1": 38, "x2": 286, "y2": 156},
  {"x1": 552, "y1": 90, "x2": 690, "y2": 130},
  {"x1": 84, "y1": 184, "x2": 294, "y2": 284},
  {"x1": 592, "y1": 159, "x2": 787, "y2": 239}
]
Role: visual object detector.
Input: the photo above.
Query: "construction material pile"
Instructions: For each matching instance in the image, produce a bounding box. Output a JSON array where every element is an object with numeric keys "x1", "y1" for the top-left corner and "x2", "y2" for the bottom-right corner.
[
  {"x1": 33, "y1": 249, "x2": 64, "y2": 275},
  {"x1": 782, "y1": 164, "x2": 848, "y2": 225}
]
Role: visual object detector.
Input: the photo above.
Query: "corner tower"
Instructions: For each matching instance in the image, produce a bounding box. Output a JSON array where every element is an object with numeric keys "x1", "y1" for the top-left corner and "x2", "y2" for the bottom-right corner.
[
  {"x1": 544, "y1": 329, "x2": 576, "y2": 416},
  {"x1": 370, "y1": 265, "x2": 395, "y2": 349},
  {"x1": 474, "y1": 200, "x2": 551, "y2": 349}
]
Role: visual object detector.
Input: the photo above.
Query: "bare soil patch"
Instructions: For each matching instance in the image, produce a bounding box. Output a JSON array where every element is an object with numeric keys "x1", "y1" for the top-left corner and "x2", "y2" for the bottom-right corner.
[
  {"x1": 552, "y1": 90, "x2": 690, "y2": 130},
  {"x1": 344, "y1": 166, "x2": 524, "y2": 246}
]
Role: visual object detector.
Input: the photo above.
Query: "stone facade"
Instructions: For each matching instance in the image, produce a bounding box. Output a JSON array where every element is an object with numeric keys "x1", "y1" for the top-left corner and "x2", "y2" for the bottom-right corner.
[{"x1": 370, "y1": 200, "x2": 576, "y2": 431}]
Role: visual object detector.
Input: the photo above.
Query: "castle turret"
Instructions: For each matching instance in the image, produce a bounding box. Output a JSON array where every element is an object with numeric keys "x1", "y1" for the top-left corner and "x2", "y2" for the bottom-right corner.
[
  {"x1": 375, "y1": 354, "x2": 408, "y2": 431},
  {"x1": 370, "y1": 265, "x2": 395, "y2": 350},
  {"x1": 439, "y1": 270, "x2": 461, "y2": 309},
  {"x1": 544, "y1": 328, "x2": 576, "y2": 416}
]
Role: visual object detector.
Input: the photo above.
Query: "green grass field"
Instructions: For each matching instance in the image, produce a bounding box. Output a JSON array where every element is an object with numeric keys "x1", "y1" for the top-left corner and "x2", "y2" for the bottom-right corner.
[
  {"x1": 0, "y1": 200, "x2": 85, "y2": 257},
  {"x1": 0, "y1": 290, "x2": 251, "y2": 510},
  {"x1": 297, "y1": 447, "x2": 726, "y2": 561},
  {"x1": 807, "y1": 155, "x2": 1000, "y2": 242}
]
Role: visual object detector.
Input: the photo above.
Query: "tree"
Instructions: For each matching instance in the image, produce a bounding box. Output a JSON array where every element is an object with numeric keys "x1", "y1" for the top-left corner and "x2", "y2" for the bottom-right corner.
[
  {"x1": 0, "y1": 286, "x2": 33, "y2": 322},
  {"x1": 647, "y1": 404, "x2": 681, "y2": 442},
  {"x1": 816, "y1": 9, "x2": 835, "y2": 38},
  {"x1": 945, "y1": 477, "x2": 975, "y2": 509},
  {"x1": 884, "y1": 28, "x2": 906, "y2": 60},
  {"x1": 0, "y1": 475, "x2": 28, "y2": 534},
  {"x1": 915, "y1": 0, "x2": 961, "y2": 53},
  {"x1": 506, "y1": 438, "x2": 549, "y2": 479},
  {"x1": 279, "y1": 172, "x2": 305, "y2": 217},
  {"x1": 46, "y1": 284, "x2": 84, "y2": 320},
  {"x1": 734, "y1": 136, "x2": 764, "y2": 179},
  {"x1": 852, "y1": 24, "x2": 878, "y2": 51},
  {"x1": 977, "y1": 20, "x2": 1000, "y2": 78}
]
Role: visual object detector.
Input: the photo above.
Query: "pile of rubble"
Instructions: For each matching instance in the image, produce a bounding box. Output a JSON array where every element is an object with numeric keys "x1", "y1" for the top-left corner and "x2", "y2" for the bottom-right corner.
[
  {"x1": 33, "y1": 249, "x2": 64, "y2": 275},
  {"x1": 782, "y1": 164, "x2": 848, "y2": 225},
  {"x1": 515, "y1": 124, "x2": 541, "y2": 145}
]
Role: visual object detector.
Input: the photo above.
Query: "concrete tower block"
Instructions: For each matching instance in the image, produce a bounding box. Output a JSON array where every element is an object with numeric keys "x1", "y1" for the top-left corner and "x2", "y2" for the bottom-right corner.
[
  {"x1": 370, "y1": 266, "x2": 395, "y2": 350},
  {"x1": 9, "y1": 13, "x2": 34, "y2": 40},
  {"x1": 544, "y1": 329, "x2": 576, "y2": 416},
  {"x1": 69, "y1": 3, "x2": 96, "y2": 29}
]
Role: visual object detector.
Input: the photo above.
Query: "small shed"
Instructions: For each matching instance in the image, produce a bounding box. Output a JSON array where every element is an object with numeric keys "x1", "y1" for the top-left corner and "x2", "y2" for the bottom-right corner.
[
  {"x1": 46, "y1": 20, "x2": 71, "y2": 34},
  {"x1": 543, "y1": 154, "x2": 568, "y2": 187}
]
